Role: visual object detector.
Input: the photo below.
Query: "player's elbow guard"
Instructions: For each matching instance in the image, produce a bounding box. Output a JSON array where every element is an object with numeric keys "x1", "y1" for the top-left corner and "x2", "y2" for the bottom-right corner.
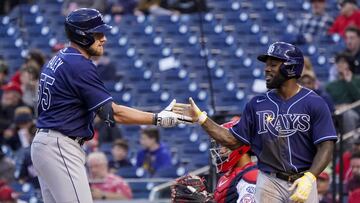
[{"x1": 97, "y1": 102, "x2": 115, "y2": 127}]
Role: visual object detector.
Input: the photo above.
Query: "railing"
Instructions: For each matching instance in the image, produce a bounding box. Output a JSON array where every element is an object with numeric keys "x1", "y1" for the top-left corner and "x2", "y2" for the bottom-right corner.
[{"x1": 333, "y1": 100, "x2": 360, "y2": 203}]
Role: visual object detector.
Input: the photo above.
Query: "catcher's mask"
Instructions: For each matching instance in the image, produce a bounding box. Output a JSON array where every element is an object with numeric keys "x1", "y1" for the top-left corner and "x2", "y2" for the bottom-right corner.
[{"x1": 210, "y1": 118, "x2": 251, "y2": 173}]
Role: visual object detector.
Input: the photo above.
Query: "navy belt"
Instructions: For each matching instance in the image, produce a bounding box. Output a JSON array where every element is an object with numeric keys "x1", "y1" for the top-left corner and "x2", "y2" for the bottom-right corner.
[
  {"x1": 264, "y1": 171, "x2": 304, "y2": 183},
  {"x1": 36, "y1": 128, "x2": 86, "y2": 146}
]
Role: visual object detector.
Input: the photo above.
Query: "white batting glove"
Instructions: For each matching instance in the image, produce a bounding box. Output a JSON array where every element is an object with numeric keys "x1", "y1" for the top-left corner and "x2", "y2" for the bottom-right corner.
[
  {"x1": 155, "y1": 99, "x2": 192, "y2": 128},
  {"x1": 288, "y1": 172, "x2": 316, "y2": 203}
]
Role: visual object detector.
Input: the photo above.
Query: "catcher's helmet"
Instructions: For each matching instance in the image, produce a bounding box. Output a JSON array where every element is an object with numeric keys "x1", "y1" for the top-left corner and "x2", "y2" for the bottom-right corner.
[
  {"x1": 257, "y1": 42, "x2": 304, "y2": 78},
  {"x1": 65, "y1": 8, "x2": 112, "y2": 48},
  {"x1": 210, "y1": 117, "x2": 251, "y2": 173}
]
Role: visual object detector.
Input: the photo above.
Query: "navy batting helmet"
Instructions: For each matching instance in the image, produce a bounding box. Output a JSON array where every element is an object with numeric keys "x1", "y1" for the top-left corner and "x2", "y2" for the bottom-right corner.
[
  {"x1": 257, "y1": 42, "x2": 304, "y2": 78},
  {"x1": 65, "y1": 8, "x2": 112, "y2": 48}
]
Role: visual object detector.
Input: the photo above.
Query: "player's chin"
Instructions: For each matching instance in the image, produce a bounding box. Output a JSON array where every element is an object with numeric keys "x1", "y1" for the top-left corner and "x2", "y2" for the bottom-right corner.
[{"x1": 90, "y1": 49, "x2": 104, "y2": 57}]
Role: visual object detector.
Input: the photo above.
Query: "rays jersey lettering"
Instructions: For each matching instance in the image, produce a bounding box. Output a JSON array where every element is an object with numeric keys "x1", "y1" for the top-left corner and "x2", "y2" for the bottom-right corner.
[
  {"x1": 256, "y1": 110, "x2": 310, "y2": 137},
  {"x1": 229, "y1": 88, "x2": 338, "y2": 173}
]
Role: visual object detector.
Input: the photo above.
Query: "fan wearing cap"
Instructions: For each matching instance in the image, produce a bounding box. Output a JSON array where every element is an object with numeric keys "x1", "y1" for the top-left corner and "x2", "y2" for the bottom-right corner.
[
  {"x1": 317, "y1": 172, "x2": 332, "y2": 203},
  {"x1": 329, "y1": 0, "x2": 360, "y2": 36},
  {"x1": 174, "y1": 42, "x2": 337, "y2": 202},
  {"x1": 211, "y1": 118, "x2": 258, "y2": 203}
]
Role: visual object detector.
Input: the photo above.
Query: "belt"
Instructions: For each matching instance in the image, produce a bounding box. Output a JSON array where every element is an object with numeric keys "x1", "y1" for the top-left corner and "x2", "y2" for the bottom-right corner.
[
  {"x1": 264, "y1": 171, "x2": 304, "y2": 183},
  {"x1": 36, "y1": 128, "x2": 86, "y2": 146}
]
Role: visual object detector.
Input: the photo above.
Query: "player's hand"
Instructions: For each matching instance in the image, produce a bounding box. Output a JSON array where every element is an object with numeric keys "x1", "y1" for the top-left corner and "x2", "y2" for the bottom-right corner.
[
  {"x1": 173, "y1": 97, "x2": 207, "y2": 125},
  {"x1": 288, "y1": 172, "x2": 316, "y2": 203},
  {"x1": 156, "y1": 99, "x2": 192, "y2": 128}
]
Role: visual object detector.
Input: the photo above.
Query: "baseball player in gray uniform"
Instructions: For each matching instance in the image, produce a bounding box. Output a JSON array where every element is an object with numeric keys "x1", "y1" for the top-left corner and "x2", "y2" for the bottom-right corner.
[
  {"x1": 31, "y1": 8, "x2": 190, "y2": 203},
  {"x1": 174, "y1": 42, "x2": 337, "y2": 202}
]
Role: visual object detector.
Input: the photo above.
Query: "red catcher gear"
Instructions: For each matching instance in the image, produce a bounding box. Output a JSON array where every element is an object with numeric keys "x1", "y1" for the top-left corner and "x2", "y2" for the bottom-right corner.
[
  {"x1": 214, "y1": 162, "x2": 257, "y2": 203},
  {"x1": 210, "y1": 117, "x2": 251, "y2": 173}
]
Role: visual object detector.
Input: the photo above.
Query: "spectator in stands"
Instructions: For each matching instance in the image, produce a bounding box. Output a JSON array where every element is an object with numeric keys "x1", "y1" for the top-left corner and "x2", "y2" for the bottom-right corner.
[
  {"x1": 345, "y1": 27, "x2": 360, "y2": 74},
  {"x1": 0, "y1": 149, "x2": 15, "y2": 184},
  {"x1": 109, "y1": 139, "x2": 132, "y2": 173},
  {"x1": 16, "y1": 123, "x2": 38, "y2": 189},
  {"x1": 329, "y1": 27, "x2": 360, "y2": 81},
  {"x1": 136, "y1": 0, "x2": 178, "y2": 16},
  {"x1": 19, "y1": 62, "x2": 40, "y2": 109},
  {"x1": 107, "y1": 0, "x2": 137, "y2": 15},
  {"x1": 326, "y1": 52, "x2": 360, "y2": 133},
  {"x1": 0, "y1": 0, "x2": 21, "y2": 15},
  {"x1": 317, "y1": 172, "x2": 332, "y2": 203},
  {"x1": 299, "y1": 73, "x2": 335, "y2": 113},
  {"x1": 303, "y1": 56, "x2": 317, "y2": 78},
  {"x1": 296, "y1": 0, "x2": 333, "y2": 44},
  {"x1": 62, "y1": 0, "x2": 106, "y2": 16},
  {"x1": 0, "y1": 59, "x2": 8, "y2": 87},
  {"x1": 25, "y1": 49, "x2": 46, "y2": 69},
  {"x1": 329, "y1": 0, "x2": 360, "y2": 36},
  {"x1": 337, "y1": 136, "x2": 360, "y2": 183},
  {"x1": 347, "y1": 152, "x2": 360, "y2": 203},
  {"x1": 167, "y1": 0, "x2": 207, "y2": 14},
  {"x1": 3, "y1": 106, "x2": 34, "y2": 151},
  {"x1": 87, "y1": 152, "x2": 132, "y2": 200},
  {"x1": 15, "y1": 114, "x2": 40, "y2": 189},
  {"x1": 136, "y1": 127, "x2": 172, "y2": 176},
  {"x1": 0, "y1": 82, "x2": 23, "y2": 140},
  {"x1": 0, "y1": 59, "x2": 8, "y2": 99},
  {"x1": 0, "y1": 180, "x2": 16, "y2": 203}
]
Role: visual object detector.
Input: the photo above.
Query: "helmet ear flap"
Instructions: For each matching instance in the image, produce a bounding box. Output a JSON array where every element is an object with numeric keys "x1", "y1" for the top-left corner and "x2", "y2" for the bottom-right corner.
[
  {"x1": 64, "y1": 23, "x2": 95, "y2": 48},
  {"x1": 280, "y1": 62, "x2": 297, "y2": 78}
]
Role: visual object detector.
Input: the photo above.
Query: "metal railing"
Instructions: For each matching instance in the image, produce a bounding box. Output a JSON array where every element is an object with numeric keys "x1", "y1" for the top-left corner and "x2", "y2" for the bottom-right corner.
[{"x1": 332, "y1": 100, "x2": 360, "y2": 203}]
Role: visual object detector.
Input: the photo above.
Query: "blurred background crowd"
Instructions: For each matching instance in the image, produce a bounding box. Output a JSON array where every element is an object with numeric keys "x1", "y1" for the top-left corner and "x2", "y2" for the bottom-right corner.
[{"x1": 0, "y1": 0, "x2": 360, "y2": 202}]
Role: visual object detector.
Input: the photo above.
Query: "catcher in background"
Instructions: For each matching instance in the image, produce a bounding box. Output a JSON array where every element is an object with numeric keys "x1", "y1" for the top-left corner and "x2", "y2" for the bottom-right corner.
[{"x1": 171, "y1": 118, "x2": 258, "y2": 203}]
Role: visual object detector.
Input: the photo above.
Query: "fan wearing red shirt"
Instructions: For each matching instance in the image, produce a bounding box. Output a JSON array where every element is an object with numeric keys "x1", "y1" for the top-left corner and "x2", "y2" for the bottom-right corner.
[
  {"x1": 87, "y1": 152, "x2": 132, "y2": 200},
  {"x1": 329, "y1": 0, "x2": 360, "y2": 36}
]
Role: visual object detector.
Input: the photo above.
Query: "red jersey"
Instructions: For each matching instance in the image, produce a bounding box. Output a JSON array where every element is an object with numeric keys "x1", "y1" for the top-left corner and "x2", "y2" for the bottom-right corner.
[
  {"x1": 91, "y1": 174, "x2": 132, "y2": 199},
  {"x1": 214, "y1": 162, "x2": 258, "y2": 203},
  {"x1": 329, "y1": 10, "x2": 360, "y2": 36}
]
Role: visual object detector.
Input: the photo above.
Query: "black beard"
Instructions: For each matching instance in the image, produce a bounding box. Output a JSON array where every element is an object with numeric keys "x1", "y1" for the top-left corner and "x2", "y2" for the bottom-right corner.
[{"x1": 266, "y1": 72, "x2": 288, "y2": 89}]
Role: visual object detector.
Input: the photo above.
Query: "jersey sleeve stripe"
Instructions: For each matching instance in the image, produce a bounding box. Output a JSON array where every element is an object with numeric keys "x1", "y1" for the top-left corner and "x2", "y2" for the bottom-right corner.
[
  {"x1": 313, "y1": 135, "x2": 338, "y2": 144},
  {"x1": 88, "y1": 97, "x2": 113, "y2": 111},
  {"x1": 230, "y1": 128, "x2": 250, "y2": 145}
]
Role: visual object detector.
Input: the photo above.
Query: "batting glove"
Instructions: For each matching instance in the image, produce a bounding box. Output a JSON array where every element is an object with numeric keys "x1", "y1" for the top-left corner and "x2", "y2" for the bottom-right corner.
[
  {"x1": 155, "y1": 99, "x2": 192, "y2": 128},
  {"x1": 288, "y1": 172, "x2": 316, "y2": 203},
  {"x1": 189, "y1": 97, "x2": 207, "y2": 125}
]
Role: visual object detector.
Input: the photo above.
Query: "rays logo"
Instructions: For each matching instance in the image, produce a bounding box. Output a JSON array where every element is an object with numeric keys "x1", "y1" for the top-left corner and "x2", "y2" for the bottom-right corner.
[
  {"x1": 267, "y1": 44, "x2": 275, "y2": 55},
  {"x1": 256, "y1": 110, "x2": 310, "y2": 137}
]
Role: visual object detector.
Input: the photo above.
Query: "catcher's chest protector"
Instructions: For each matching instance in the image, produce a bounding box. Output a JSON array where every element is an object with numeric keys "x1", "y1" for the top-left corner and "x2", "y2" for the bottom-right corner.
[{"x1": 214, "y1": 164, "x2": 257, "y2": 203}]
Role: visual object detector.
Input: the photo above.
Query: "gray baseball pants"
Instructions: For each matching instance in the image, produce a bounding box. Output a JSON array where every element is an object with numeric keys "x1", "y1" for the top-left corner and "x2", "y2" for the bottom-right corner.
[
  {"x1": 31, "y1": 130, "x2": 93, "y2": 203},
  {"x1": 255, "y1": 171, "x2": 318, "y2": 203}
]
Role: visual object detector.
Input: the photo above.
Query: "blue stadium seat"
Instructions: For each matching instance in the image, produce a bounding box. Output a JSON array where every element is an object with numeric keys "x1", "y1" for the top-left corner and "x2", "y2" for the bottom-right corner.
[
  {"x1": 117, "y1": 166, "x2": 148, "y2": 178},
  {"x1": 129, "y1": 182, "x2": 151, "y2": 199},
  {"x1": 153, "y1": 165, "x2": 182, "y2": 178}
]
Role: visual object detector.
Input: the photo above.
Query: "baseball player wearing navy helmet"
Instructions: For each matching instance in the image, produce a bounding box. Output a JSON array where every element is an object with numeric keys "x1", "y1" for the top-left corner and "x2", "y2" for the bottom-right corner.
[
  {"x1": 174, "y1": 42, "x2": 338, "y2": 203},
  {"x1": 31, "y1": 8, "x2": 191, "y2": 203}
]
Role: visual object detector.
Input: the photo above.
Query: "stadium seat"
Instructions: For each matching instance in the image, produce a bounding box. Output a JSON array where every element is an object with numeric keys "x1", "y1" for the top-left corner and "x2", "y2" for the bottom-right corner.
[{"x1": 117, "y1": 166, "x2": 148, "y2": 179}]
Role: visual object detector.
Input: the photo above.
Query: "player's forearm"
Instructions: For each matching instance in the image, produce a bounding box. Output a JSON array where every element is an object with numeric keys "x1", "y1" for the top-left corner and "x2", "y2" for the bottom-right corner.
[
  {"x1": 112, "y1": 103, "x2": 154, "y2": 125},
  {"x1": 201, "y1": 118, "x2": 242, "y2": 150},
  {"x1": 308, "y1": 140, "x2": 334, "y2": 176}
]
